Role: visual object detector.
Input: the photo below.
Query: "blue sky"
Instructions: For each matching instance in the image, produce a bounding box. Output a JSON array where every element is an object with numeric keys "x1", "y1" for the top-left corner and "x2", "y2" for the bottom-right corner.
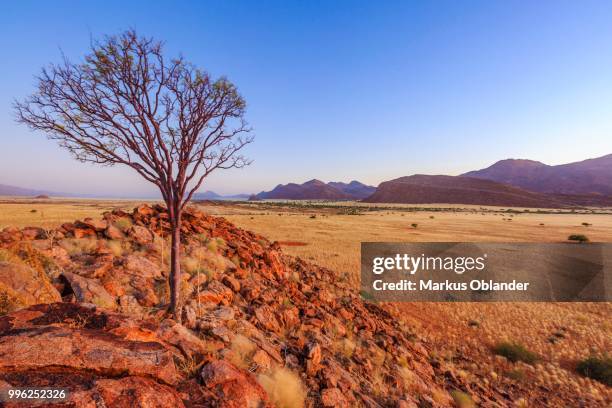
[{"x1": 1, "y1": 1, "x2": 612, "y2": 196}]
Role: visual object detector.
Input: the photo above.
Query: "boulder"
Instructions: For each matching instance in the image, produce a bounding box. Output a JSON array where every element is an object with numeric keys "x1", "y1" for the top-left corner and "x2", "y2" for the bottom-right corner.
[
  {"x1": 321, "y1": 387, "x2": 349, "y2": 408},
  {"x1": 304, "y1": 341, "x2": 322, "y2": 376},
  {"x1": 129, "y1": 225, "x2": 153, "y2": 244},
  {"x1": 0, "y1": 303, "x2": 181, "y2": 386},
  {"x1": 72, "y1": 376, "x2": 185, "y2": 408},
  {"x1": 60, "y1": 271, "x2": 117, "y2": 309},
  {"x1": 21, "y1": 227, "x2": 46, "y2": 240},
  {"x1": 74, "y1": 227, "x2": 96, "y2": 239},
  {"x1": 123, "y1": 254, "x2": 162, "y2": 279},
  {"x1": 81, "y1": 218, "x2": 108, "y2": 232},
  {"x1": 157, "y1": 319, "x2": 212, "y2": 359},
  {"x1": 0, "y1": 261, "x2": 61, "y2": 311},
  {"x1": 201, "y1": 360, "x2": 270, "y2": 408}
]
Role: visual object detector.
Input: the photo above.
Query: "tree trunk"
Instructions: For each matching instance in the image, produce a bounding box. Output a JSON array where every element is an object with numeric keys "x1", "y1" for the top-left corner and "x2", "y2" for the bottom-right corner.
[{"x1": 169, "y1": 209, "x2": 182, "y2": 320}]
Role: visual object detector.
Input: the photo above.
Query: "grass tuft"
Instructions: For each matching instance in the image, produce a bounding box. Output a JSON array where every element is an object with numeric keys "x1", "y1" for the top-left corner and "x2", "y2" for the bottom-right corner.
[
  {"x1": 258, "y1": 367, "x2": 306, "y2": 408},
  {"x1": 492, "y1": 341, "x2": 538, "y2": 364},
  {"x1": 576, "y1": 355, "x2": 611, "y2": 386}
]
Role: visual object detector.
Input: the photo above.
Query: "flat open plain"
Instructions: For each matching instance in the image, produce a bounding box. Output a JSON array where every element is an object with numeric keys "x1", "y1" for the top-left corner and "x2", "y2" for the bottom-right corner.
[{"x1": 1, "y1": 197, "x2": 610, "y2": 402}]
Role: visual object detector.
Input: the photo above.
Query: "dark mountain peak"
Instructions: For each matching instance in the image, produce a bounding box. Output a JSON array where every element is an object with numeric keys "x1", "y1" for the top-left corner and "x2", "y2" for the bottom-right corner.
[
  {"x1": 462, "y1": 153, "x2": 612, "y2": 196},
  {"x1": 303, "y1": 179, "x2": 326, "y2": 186},
  {"x1": 363, "y1": 174, "x2": 563, "y2": 208}
]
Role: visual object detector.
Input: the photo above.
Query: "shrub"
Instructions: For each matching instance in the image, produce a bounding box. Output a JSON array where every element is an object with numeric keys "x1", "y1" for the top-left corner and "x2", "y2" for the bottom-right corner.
[
  {"x1": 411, "y1": 223, "x2": 418, "y2": 228},
  {"x1": 106, "y1": 240, "x2": 124, "y2": 257},
  {"x1": 568, "y1": 234, "x2": 589, "y2": 243},
  {"x1": 113, "y1": 217, "x2": 133, "y2": 231},
  {"x1": 581, "y1": 222, "x2": 592, "y2": 227},
  {"x1": 258, "y1": 367, "x2": 306, "y2": 408},
  {"x1": 493, "y1": 342, "x2": 538, "y2": 364},
  {"x1": 59, "y1": 238, "x2": 98, "y2": 256},
  {"x1": 576, "y1": 355, "x2": 611, "y2": 386},
  {"x1": 450, "y1": 390, "x2": 475, "y2": 408},
  {"x1": 503, "y1": 368, "x2": 525, "y2": 381}
]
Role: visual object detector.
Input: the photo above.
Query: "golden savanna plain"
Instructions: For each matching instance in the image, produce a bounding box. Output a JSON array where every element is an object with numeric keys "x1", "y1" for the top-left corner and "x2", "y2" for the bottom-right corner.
[{"x1": 1, "y1": 197, "x2": 610, "y2": 401}]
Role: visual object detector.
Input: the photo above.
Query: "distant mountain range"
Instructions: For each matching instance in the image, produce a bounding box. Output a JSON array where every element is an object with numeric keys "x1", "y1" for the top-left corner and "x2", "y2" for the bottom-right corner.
[
  {"x1": 0, "y1": 184, "x2": 59, "y2": 197},
  {"x1": 3, "y1": 154, "x2": 611, "y2": 208},
  {"x1": 192, "y1": 191, "x2": 251, "y2": 201},
  {"x1": 365, "y1": 154, "x2": 612, "y2": 207},
  {"x1": 254, "y1": 179, "x2": 376, "y2": 200},
  {"x1": 462, "y1": 154, "x2": 612, "y2": 196}
]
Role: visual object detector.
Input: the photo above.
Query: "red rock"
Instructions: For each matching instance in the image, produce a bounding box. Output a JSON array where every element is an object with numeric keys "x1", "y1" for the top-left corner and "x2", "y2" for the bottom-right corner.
[
  {"x1": 123, "y1": 254, "x2": 162, "y2": 279},
  {"x1": 252, "y1": 349, "x2": 272, "y2": 371},
  {"x1": 304, "y1": 342, "x2": 322, "y2": 376},
  {"x1": 21, "y1": 227, "x2": 45, "y2": 240},
  {"x1": 135, "y1": 204, "x2": 156, "y2": 217},
  {"x1": 196, "y1": 281, "x2": 234, "y2": 306},
  {"x1": 85, "y1": 376, "x2": 185, "y2": 408},
  {"x1": 74, "y1": 227, "x2": 96, "y2": 239},
  {"x1": 0, "y1": 303, "x2": 181, "y2": 385},
  {"x1": 254, "y1": 305, "x2": 282, "y2": 333},
  {"x1": 129, "y1": 225, "x2": 154, "y2": 244},
  {"x1": 157, "y1": 319, "x2": 212, "y2": 359},
  {"x1": 201, "y1": 360, "x2": 270, "y2": 408},
  {"x1": 0, "y1": 261, "x2": 61, "y2": 310},
  {"x1": 321, "y1": 387, "x2": 349, "y2": 407},
  {"x1": 105, "y1": 224, "x2": 124, "y2": 240},
  {"x1": 60, "y1": 271, "x2": 117, "y2": 309},
  {"x1": 222, "y1": 275, "x2": 241, "y2": 292},
  {"x1": 81, "y1": 218, "x2": 108, "y2": 232}
]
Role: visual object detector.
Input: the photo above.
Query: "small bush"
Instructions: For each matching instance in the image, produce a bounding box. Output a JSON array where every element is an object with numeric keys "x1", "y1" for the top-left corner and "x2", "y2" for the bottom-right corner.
[
  {"x1": 581, "y1": 222, "x2": 592, "y2": 227},
  {"x1": 106, "y1": 240, "x2": 124, "y2": 257},
  {"x1": 258, "y1": 367, "x2": 306, "y2": 408},
  {"x1": 59, "y1": 238, "x2": 98, "y2": 256},
  {"x1": 503, "y1": 368, "x2": 525, "y2": 381},
  {"x1": 450, "y1": 390, "x2": 475, "y2": 408},
  {"x1": 411, "y1": 223, "x2": 418, "y2": 228},
  {"x1": 576, "y1": 355, "x2": 611, "y2": 386},
  {"x1": 113, "y1": 217, "x2": 133, "y2": 231},
  {"x1": 493, "y1": 342, "x2": 538, "y2": 364},
  {"x1": 568, "y1": 234, "x2": 589, "y2": 243}
]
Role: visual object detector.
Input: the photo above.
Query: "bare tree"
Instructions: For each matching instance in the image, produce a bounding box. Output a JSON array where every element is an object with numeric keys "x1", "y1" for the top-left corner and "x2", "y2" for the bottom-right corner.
[{"x1": 15, "y1": 30, "x2": 252, "y2": 317}]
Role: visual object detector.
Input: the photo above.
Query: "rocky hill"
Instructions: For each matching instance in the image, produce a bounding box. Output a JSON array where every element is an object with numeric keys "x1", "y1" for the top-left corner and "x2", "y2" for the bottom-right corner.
[
  {"x1": 0, "y1": 204, "x2": 469, "y2": 407},
  {"x1": 327, "y1": 181, "x2": 376, "y2": 199},
  {"x1": 463, "y1": 154, "x2": 612, "y2": 196},
  {"x1": 255, "y1": 179, "x2": 374, "y2": 200},
  {"x1": 363, "y1": 175, "x2": 565, "y2": 208}
]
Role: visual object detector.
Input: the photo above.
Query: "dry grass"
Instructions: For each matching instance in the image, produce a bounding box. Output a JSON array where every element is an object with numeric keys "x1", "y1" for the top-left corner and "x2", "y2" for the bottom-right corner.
[
  {"x1": 1, "y1": 198, "x2": 610, "y2": 402},
  {"x1": 257, "y1": 366, "x2": 306, "y2": 408},
  {"x1": 0, "y1": 198, "x2": 149, "y2": 229}
]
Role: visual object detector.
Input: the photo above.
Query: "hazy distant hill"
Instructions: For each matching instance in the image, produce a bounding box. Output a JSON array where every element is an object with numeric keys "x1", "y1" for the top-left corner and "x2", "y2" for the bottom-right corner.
[
  {"x1": 0, "y1": 184, "x2": 58, "y2": 197},
  {"x1": 327, "y1": 180, "x2": 376, "y2": 199},
  {"x1": 255, "y1": 179, "x2": 374, "y2": 200},
  {"x1": 463, "y1": 154, "x2": 612, "y2": 196},
  {"x1": 193, "y1": 191, "x2": 251, "y2": 200},
  {"x1": 363, "y1": 175, "x2": 564, "y2": 207}
]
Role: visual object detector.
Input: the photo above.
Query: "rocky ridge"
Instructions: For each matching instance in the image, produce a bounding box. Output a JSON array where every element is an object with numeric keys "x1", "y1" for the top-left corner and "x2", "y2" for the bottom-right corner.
[{"x1": 0, "y1": 204, "x2": 514, "y2": 407}]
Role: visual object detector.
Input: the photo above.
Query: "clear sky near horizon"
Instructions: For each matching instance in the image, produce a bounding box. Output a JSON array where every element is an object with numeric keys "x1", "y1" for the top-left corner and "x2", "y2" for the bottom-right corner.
[{"x1": 1, "y1": 1, "x2": 612, "y2": 196}]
